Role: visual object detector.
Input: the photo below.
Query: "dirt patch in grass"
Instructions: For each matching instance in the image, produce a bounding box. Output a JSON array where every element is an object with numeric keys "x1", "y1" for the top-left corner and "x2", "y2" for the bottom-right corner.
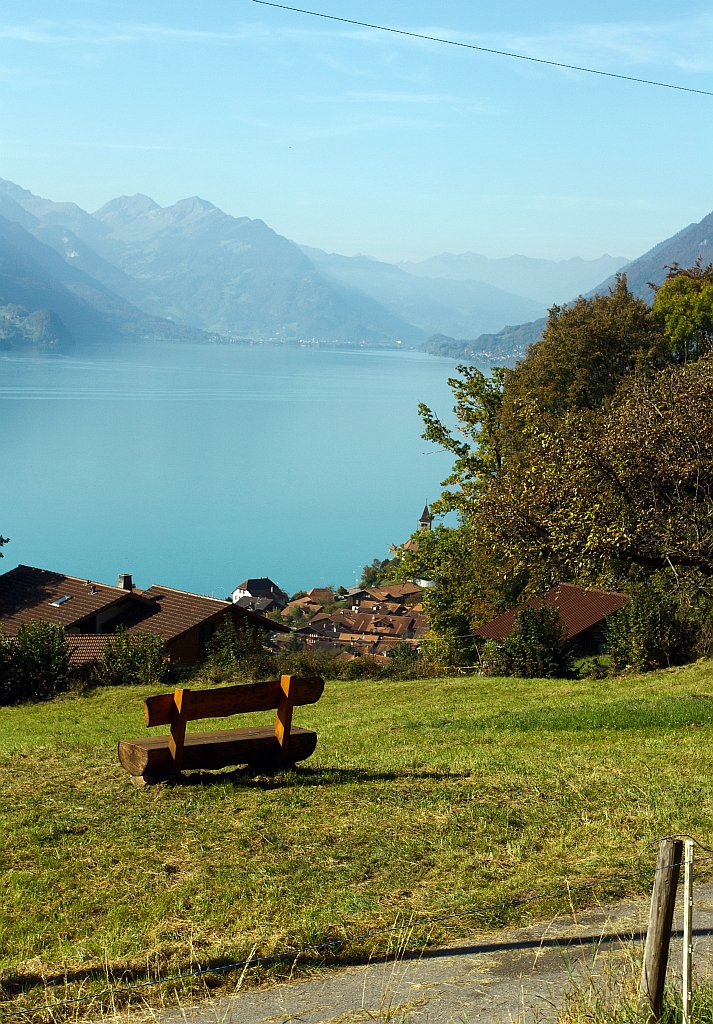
[{"x1": 2, "y1": 664, "x2": 713, "y2": 1020}]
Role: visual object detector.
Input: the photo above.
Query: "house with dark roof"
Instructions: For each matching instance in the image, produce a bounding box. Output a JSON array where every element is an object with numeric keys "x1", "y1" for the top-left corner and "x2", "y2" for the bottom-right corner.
[
  {"x1": 473, "y1": 583, "x2": 629, "y2": 656},
  {"x1": 0, "y1": 565, "x2": 290, "y2": 665},
  {"x1": 231, "y1": 577, "x2": 289, "y2": 610}
]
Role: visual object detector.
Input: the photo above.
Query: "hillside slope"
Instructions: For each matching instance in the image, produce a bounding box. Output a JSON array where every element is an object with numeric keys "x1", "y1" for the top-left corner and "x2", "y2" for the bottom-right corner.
[
  {"x1": 0, "y1": 182, "x2": 424, "y2": 346},
  {"x1": 422, "y1": 319, "x2": 547, "y2": 363},
  {"x1": 591, "y1": 211, "x2": 713, "y2": 299},
  {"x1": 0, "y1": 215, "x2": 216, "y2": 346},
  {"x1": 427, "y1": 209, "x2": 713, "y2": 362}
]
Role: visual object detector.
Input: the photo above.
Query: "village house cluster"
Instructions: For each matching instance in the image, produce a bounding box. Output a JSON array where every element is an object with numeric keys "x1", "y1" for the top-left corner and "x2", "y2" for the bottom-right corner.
[
  {"x1": 285, "y1": 582, "x2": 428, "y2": 661},
  {"x1": 227, "y1": 574, "x2": 430, "y2": 663}
]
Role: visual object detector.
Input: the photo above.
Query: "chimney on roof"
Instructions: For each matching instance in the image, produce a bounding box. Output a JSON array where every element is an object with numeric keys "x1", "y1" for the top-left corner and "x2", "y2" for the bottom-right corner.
[{"x1": 118, "y1": 574, "x2": 133, "y2": 591}]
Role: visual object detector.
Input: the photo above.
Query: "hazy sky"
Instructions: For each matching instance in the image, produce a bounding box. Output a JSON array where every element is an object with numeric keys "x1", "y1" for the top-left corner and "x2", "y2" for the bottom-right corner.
[{"x1": 1, "y1": 0, "x2": 712, "y2": 261}]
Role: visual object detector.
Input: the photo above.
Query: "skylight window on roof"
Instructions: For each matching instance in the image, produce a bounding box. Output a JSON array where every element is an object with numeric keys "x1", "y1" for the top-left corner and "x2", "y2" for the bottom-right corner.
[{"x1": 50, "y1": 595, "x2": 73, "y2": 607}]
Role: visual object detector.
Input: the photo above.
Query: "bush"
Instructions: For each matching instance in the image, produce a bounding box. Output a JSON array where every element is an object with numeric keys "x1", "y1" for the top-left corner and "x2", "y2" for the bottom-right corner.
[
  {"x1": 607, "y1": 589, "x2": 699, "y2": 672},
  {"x1": 208, "y1": 618, "x2": 268, "y2": 679},
  {"x1": 577, "y1": 656, "x2": 609, "y2": 680},
  {"x1": 386, "y1": 641, "x2": 419, "y2": 670},
  {"x1": 481, "y1": 606, "x2": 576, "y2": 678},
  {"x1": 0, "y1": 620, "x2": 72, "y2": 705},
  {"x1": 419, "y1": 619, "x2": 479, "y2": 670},
  {"x1": 100, "y1": 627, "x2": 169, "y2": 686}
]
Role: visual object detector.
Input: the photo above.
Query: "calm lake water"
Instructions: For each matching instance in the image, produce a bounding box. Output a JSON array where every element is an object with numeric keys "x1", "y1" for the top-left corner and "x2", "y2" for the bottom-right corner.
[{"x1": 0, "y1": 343, "x2": 473, "y2": 596}]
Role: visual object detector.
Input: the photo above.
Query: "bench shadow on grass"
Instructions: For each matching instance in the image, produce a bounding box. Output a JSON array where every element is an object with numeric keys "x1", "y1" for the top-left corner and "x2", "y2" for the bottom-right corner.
[
  {"x1": 167, "y1": 765, "x2": 471, "y2": 789},
  {"x1": 8, "y1": 926, "x2": 713, "y2": 999}
]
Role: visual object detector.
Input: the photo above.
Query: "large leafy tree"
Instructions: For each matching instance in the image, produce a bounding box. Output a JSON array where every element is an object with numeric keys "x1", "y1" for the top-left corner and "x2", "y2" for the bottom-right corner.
[
  {"x1": 503, "y1": 274, "x2": 664, "y2": 422},
  {"x1": 404, "y1": 267, "x2": 713, "y2": 635},
  {"x1": 475, "y1": 358, "x2": 713, "y2": 596},
  {"x1": 651, "y1": 260, "x2": 713, "y2": 363}
]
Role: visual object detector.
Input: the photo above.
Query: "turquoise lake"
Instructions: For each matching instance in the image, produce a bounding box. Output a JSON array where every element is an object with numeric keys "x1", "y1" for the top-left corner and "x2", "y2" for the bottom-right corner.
[{"x1": 0, "y1": 343, "x2": 472, "y2": 596}]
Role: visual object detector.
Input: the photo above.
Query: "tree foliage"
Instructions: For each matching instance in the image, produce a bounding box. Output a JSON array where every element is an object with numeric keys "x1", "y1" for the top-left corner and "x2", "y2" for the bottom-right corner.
[
  {"x1": 407, "y1": 267, "x2": 713, "y2": 668},
  {"x1": 652, "y1": 260, "x2": 713, "y2": 363},
  {"x1": 606, "y1": 582, "x2": 700, "y2": 673},
  {"x1": 208, "y1": 617, "x2": 267, "y2": 679},
  {"x1": 101, "y1": 627, "x2": 169, "y2": 686},
  {"x1": 504, "y1": 274, "x2": 664, "y2": 420}
]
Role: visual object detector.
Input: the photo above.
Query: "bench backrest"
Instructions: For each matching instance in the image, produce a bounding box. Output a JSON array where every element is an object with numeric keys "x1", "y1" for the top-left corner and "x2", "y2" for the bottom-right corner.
[
  {"x1": 144, "y1": 676, "x2": 324, "y2": 727},
  {"x1": 144, "y1": 675, "x2": 324, "y2": 773}
]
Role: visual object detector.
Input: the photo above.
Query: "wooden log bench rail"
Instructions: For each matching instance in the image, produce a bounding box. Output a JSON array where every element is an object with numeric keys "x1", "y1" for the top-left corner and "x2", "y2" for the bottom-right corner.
[{"x1": 118, "y1": 675, "x2": 325, "y2": 785}]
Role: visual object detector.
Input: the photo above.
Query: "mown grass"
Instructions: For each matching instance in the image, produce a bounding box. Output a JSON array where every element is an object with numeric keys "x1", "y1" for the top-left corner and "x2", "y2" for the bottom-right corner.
[{"x1": 3, "y1": 662, "x2": 713, "y2": 1020}]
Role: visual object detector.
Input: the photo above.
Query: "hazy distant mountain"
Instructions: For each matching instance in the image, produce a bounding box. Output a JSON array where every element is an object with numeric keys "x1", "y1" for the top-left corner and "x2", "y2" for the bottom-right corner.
[
  {"x1": 422, "y1": 319, "x2": 547, "y2": 363},
  {"x1": 398, "y1": 252, "x2": 629, "y2": 306},
  {"x1": 590, "y1": 211, "x2": 713, "y2": 300},
  {"x1": 0, "y1": 182, "x2": 423, "y2": 346},
  {"x1": 31, "y1": 222, "x2": 150, "y2": 308},
  {"x1": 88, "y1": 195, "x2": 424, "y2": 344},
  {"x1": 301, "y1": 246, "x2": 546, "y2": 340},
  {"x1": 0, "y1": 214, "x2": 216, "y2": 347},
  {"x1": 422, "y1": 208, "x2": 713, "y2": 363},
  {"x1": 0, "y1": 178, "x2": 109, "y2": 245},
  {"x1": 7, "y1": 175, "x2": 704, "y2": 356}
]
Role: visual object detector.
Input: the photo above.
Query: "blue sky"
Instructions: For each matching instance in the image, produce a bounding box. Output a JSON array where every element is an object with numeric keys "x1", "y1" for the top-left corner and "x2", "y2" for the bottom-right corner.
[{"x1": 1, "y1": 0, "x2": 711, "y2": 261}]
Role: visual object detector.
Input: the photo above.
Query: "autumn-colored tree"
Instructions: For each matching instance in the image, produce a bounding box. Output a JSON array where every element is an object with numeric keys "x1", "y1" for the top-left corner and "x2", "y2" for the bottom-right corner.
[
  {"x1": 503, "y1": 274, "x2": 664, "y2": 423},
  {"x1": 406, "y1": 265, "x2": 713, "y2": 646},
  {"x1": 474, "y1": 357, "x2": 713, "y2": 598}
]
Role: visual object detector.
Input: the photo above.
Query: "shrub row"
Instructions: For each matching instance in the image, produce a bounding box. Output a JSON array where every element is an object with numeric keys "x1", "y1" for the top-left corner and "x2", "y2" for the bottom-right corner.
[{"x1": 0, "y1": 622, "x2": 169, "y2": 706}]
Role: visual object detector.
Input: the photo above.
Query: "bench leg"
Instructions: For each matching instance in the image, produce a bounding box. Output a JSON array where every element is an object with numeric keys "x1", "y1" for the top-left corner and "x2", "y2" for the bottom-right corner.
[
  {"x1": 275, "y1": 675, "x2": 295, "y2": 764},
  {"x1": 168, "y1": 687, "x2": 190, "y2": 774}
]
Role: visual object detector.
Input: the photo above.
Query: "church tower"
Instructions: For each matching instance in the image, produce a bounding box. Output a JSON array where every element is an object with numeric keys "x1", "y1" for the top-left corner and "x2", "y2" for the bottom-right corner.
[{"x1": 419, "y1": 503, "x2": 432, "y2": 532}]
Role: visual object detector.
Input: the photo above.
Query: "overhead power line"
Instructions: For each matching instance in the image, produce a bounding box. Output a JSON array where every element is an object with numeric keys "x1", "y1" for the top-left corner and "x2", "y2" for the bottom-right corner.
[{"x1": 250, "y1": 0, "x2": 713, "y2": 98}]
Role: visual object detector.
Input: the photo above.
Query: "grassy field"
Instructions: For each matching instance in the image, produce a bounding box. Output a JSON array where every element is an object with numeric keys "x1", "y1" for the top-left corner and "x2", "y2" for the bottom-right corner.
[{"x1": 3, "y1": 663, "x2": 713, "y2": 1019}]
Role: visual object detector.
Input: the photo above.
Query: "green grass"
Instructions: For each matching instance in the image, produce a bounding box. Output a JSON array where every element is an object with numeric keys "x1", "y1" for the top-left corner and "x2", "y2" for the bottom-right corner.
[
  {"x1": 3, "y1": 663, "x2": 713, "y2": 1019},
  {"x1": 553, "y1": 943, "x2": 713, "y2": 1024}
]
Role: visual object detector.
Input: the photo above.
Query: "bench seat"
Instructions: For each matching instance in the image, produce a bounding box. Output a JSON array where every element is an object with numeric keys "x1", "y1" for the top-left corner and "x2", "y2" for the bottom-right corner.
[{"x1": 118, "y1": 725, "x2": 317, "y2": 778}]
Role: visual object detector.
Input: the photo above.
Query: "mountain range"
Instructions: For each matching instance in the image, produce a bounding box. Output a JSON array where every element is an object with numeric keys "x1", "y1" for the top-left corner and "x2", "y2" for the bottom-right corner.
[
  {"x1": 426, "y1": 211, "x2": 713, "y2": 361},
  {"x1": 0, "y1": 176, "x2": 709, "y2": 358},
  {"x1": 397, "y1": 252, "x2": 627, "y2": 305}
]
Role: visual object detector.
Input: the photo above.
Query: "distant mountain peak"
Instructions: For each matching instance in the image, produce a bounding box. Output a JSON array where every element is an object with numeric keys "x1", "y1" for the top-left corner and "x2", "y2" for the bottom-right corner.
[
  {"x1": 589, "y1": 210, "x2": 713, "y2": 301},
  {"x1": 92, "y1": 193, "x2": 220, "y2": 239},
  {"x1": 397, "y1": 251, "x2": 630, "y2": 306},
  {"x1": 173, "y1": 196, "x2": 216, "y2": 212},
  {"x1": 92, "y1": 194, "x2": 162, "y2": 222}
]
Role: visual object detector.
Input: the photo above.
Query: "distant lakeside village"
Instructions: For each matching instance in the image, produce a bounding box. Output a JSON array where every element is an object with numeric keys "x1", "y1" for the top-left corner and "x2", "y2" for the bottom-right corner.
[
  {"x1": 0, "y1": 500, "x2": 628, "y2": 679},
  {"x1": 0, "y1": 506, "x2": 437, "y2": 672}
]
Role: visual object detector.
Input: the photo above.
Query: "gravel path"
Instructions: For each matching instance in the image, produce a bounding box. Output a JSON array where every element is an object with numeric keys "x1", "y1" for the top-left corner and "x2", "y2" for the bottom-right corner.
[{"x1": 169, "y1": 884, "x2": 713, "y2": 1024}]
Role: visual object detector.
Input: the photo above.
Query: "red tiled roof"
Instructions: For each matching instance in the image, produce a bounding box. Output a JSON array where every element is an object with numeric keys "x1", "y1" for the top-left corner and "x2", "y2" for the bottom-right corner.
[
  {"x1": 473, "y1": 583, "x2": 629, "y2": 641},
  {"x1": 363, "y1": 583, "x2": 422, "y2": 602},
  {"x1": 67, "y1": 635, "x2": 111, "y2": 665},
  {"x1": 0, "y1": 566, "x2": 289, "y2": 641},
  {"x1": 0, "y1": 565, "x2": 152, "y2": 634},
  {"x1": 126, "y1": 585, "x2": 289, "y2": 641}
]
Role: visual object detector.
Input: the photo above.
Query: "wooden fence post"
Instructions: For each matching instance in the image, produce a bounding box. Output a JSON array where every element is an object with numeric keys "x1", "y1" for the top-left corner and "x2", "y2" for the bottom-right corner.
[
  {"x1": 682, "y1": 839, "x2": 694, "y2": 1024},
  {"x1": 639, "y1": 838, "x2": 683, "y2": 1021}
]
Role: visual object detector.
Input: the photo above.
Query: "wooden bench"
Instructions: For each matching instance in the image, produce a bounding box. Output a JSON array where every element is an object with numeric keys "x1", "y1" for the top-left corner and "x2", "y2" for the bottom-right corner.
[{"x1": 118, "y1": 674, "x2": 324, "y2": 785}]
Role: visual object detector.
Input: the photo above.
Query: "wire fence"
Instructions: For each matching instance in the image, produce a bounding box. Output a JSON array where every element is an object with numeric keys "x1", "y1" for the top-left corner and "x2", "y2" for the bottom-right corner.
[{"x1": 3, "y1": 838, "x2": 713, "y2": 1021}]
